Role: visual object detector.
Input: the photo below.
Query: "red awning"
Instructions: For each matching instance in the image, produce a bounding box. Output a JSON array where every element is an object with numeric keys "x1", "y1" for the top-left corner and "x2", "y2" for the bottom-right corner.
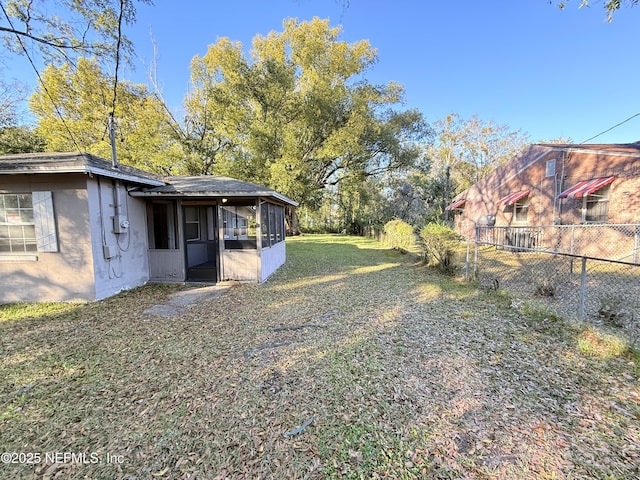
[
  {"x1": 445, "y1": 199, "x2": 466, "y2": 210},
  {"x1": 496, "y1": 190, "x2": 530, "y2": 206},
  {"x1": 559, "y1": 176, "x2": 615, "y2": 199}
]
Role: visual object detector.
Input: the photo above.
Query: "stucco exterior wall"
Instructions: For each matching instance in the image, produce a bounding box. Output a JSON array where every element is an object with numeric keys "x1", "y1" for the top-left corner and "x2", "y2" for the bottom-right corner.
[
  {"x1": 0, "y1": 174, "x2": 96, "y2": 302},
  {"x1": 260, "y1": 241, "x2": 286, "y2": 282},
  {"x1": 86, "y1": 178, "x2": 150, "y2": 300},
  {"x1": 222, "y1": 249, "x2": 259, "y2": 281},
  {"x1": 148, "y1": 250, "x2": 185, "y2": 281}
]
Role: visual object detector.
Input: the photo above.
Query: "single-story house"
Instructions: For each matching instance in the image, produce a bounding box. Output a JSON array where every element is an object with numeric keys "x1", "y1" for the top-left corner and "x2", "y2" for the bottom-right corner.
[{"x1": 0, "y1": 152, "x2": 298, "y2": 303}]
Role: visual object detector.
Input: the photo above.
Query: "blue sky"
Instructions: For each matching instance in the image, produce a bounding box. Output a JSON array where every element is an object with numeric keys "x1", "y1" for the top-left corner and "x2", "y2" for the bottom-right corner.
[{"x1": 8, "y1": 1, "x2": 640, "y2": 144}]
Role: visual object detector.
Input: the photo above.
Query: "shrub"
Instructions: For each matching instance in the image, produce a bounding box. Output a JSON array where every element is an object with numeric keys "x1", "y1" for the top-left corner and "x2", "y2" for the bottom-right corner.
[
  {"x1": 383, "y1": 219, "x2": 415, "y2": 251},
  {"x1": 419, "y1": 222, "x2": 463, "y2": 272},
  {"x1": 578, "y1": 328, "x2": 628, "y2": 359}
]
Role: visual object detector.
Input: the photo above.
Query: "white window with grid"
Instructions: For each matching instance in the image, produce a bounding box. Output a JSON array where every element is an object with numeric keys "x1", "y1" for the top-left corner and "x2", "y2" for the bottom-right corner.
[{"x1": 0, "y1": 192, "x2": 57, "y2": 254}]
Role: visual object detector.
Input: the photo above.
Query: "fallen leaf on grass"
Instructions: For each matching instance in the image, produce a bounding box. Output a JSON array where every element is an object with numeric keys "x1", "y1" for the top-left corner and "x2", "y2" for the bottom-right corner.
[{"x1": 153, "y1": 466, "x2": 169, "y2": 476}]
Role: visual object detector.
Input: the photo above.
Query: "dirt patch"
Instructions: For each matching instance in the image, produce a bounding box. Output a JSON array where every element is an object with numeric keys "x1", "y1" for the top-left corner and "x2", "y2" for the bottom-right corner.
[{"x1": 143, "y1": 283, "x2": 233, "y2": 317}]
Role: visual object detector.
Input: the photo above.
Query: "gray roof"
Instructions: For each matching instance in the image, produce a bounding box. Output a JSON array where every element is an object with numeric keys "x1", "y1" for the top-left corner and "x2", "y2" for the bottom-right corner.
[
  {"x1": 0, "y1": 152, "x2": 165, "y2": 186},
  {"x1": 132, "y1": 176, "x2": 298, "y2": 206},
  {"x1": 0, "y1": 152, "x2": 298, "y2": 206}
]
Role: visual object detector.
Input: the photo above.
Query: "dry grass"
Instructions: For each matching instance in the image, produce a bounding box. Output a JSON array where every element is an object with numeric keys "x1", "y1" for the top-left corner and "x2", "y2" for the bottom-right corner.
[
  {"x1": 474, "y1": 246, "x2": 640, "y2": 333},
  {"x1": 1, "y1": 234, "x2": 639, "y2": 479}
]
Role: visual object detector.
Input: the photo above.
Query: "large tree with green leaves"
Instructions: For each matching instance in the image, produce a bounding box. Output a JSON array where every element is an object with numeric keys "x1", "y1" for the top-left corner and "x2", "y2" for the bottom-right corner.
[
  {"x1": 0, "y1": 77, "x2": 45, "y2": 153},
  {"x1": 0, "y1": 125, "x2": 45, "y2": 153},
  {"x1": 423, "y1": 113, "x2": 529, "y2": 221},
  {"x1": 183, "y1": 18, "x2": 430, "y2": 216},
  {"x1": 29, "y1": 57, "x2": 181, "y2": 173}
]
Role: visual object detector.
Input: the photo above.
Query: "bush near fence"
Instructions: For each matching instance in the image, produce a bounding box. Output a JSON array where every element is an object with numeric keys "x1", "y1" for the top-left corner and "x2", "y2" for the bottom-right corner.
[
  {"x1": 419, "y1": 223, "x2": 463, "y2": 273},
  {"x1": 383, "y1": 219, "x2": 417, "y2": 252}
]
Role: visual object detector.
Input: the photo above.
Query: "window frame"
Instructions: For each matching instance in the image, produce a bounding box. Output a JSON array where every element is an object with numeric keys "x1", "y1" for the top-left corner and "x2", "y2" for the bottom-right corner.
[
  {"x1": 0, "y1": 192, "x2": 58, "y2": 255},
  {"x1": 582, "y1": 184, "x2": 611, "y2": 223},
  {"x1": 184, "y1": 206, "x2": 201, "y2": 242},
  {"x1": 545, "y1": 159, "x2": 556, "y2": 178},
  {"x1": 513, "y1": 198, "x2": 529, "y2": 224}
]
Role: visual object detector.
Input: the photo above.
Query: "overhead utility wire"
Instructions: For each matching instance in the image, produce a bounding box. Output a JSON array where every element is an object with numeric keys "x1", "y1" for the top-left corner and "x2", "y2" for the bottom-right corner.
[
  {"x1": 0, "y1": 1, "x2": 83, "y2": 152},
  {"x1": 107, "y1": 0, "x2": 127, "y2": 168},
  {"x1": 580, "y1": 111, "x2": 640, "y2": 144},
  {"x1": 110, "y1": 0, "x2": 125, "y2": 116}
]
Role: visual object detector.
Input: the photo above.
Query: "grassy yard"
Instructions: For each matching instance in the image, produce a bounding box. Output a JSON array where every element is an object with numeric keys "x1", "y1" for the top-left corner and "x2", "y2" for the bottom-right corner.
[{"x1": 1, "y1": 234, "x2": 639, "y2": 479}]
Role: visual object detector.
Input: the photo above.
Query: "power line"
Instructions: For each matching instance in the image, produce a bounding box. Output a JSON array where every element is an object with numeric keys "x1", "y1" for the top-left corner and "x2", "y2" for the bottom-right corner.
[
  {"x1": 107, "y1": 0, "x2": 127, "y2": 168},
  {"x1": 580, "y1": 111, "x2": 640, "y2": 144},
  {"x1": 111, "y1": 0, "x2": 126, "y2": 117},
  {"x1": 0, "y1": 1, "x2": 83, "y2": 152}
]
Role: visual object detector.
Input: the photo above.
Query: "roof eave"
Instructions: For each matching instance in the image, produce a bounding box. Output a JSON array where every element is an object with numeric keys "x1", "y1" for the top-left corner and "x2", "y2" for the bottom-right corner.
[
  {"x1": 86, "y1": 166, "x2": 166, "y2": 187},
  {"x1": 268, "y1": 192, "x2": 299, "y2": 207},
  {"x1": 0, "y1": 164, "x2": 165, "y2": 187},
  {"x1": 130, "y1": 189, "x2": 299, "y2": 206},
  {"x1": 544, "y1": 145, "x2": 640, "y2": 159}
]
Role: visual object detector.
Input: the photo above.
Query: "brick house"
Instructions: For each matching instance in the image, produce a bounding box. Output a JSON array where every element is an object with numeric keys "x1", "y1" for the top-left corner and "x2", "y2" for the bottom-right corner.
[{"x1": 447, "y1": 142, "x2": 640, "y2": 258}]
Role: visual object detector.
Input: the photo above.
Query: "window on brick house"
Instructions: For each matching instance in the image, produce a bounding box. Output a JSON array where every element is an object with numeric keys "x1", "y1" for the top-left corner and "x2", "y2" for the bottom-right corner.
[
  {"x1": 545, "y1": 159, "x2": 556, "y2": 177},
  {"x1": 583, "y1": 184, "x2": 610, "y2": 223},
  {"x1": 513, "y1": 198, "x2": 529, "y2": 223}
]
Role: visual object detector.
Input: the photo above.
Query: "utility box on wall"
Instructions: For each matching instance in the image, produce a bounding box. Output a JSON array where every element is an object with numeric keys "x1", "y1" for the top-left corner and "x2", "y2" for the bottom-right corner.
[
  {"x1": 103, "y1": 244, "x2": 118, "y2": 259},
  {"x1": 112, "y1": 215, "x2": 130, "y2": 234}
]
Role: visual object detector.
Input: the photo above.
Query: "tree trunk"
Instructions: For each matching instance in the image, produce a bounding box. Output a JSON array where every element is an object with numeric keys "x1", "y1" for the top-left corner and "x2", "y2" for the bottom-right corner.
[
  {"x1": 443, "y1": 165, "x2": 451, "y2": 222},
  {"x1": 286, "y1": 206, "x2": 300, "y2": 236}
]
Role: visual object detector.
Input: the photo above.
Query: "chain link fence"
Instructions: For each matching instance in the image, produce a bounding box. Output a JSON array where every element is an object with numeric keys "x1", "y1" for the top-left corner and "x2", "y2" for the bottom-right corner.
[{"x1": 469, "y1": 224, "x2": 640, "y2": 344}]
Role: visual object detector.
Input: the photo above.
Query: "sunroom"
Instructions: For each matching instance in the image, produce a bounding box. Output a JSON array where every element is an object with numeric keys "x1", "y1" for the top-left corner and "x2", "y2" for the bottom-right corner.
[{"x1": 130, "y1": 176, "x2": 298, "y2": 284}]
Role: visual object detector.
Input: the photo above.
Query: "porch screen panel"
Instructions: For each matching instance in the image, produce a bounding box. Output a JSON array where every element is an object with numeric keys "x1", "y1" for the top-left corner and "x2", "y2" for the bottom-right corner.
[
  {"x1": 261, "y1": 202, "x2": 270, "y2": 248},
  {"x1": 223, "y1": 204, "x2": 256, "y2": 249},
  {"x1": 268, "y1": 203, "x2": 277, "y2": 245},
  {"x1": 149, "y1": 202, "x2": 178, "y2": 249},
  {"x1": 275, "y1": 205, "x2": 284, "y2": 243}
]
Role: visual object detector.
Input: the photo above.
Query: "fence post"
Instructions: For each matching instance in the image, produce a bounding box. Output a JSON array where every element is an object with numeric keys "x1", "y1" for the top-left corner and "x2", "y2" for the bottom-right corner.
[
  {"x1": 579, "y1": 256, "x2": 587, "y2": 321},
  {"x1": 634, "y1": 227, "x2": 639, "y2": 264},
  {"x1": 473, "y1": 227, "x2": 479, "y2": 280},
  {"x1": 465, "y1": 241, "x2": 470, "y2": 280}
]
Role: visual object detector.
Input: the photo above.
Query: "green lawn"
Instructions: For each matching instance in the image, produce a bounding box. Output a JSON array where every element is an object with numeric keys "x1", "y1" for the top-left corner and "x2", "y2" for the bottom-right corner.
[{"x1": 1, "y1": 234, "x2": 639, "y2": 479}]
